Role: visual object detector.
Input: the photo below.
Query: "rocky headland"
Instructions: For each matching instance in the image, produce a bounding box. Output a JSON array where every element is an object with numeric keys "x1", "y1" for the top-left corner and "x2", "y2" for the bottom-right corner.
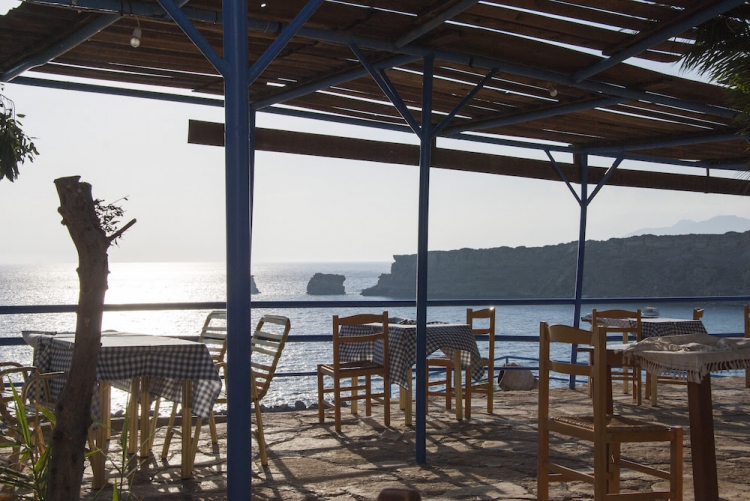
[
  {"x1": 251, "y1": 275, "x2": 260, "y2": 294},
  {"x1": 362, "y1": 231, "x2": 750, "y2": 298},
  {"x1": 307, "y1": 273, "x2": 346, "y2": 295}
]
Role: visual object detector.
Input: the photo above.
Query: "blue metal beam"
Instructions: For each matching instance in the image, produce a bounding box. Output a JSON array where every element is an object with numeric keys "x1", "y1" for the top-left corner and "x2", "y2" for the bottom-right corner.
[
  {"x1": 247, "y1": 0, "x2": 325, "y2": 85},
  {"x1": 569, "y1": 154, "x2": 588, "y2": 389},
  {"x1": 350, "y1": 44, "x2": 421, "y2": 134},
  {"x1": 395, "y1": 0, "x2": 480, "y2": 48},
  {"x1": 415, "y1": 54, "x2": 434, "y2": 465},
  {"x1": 22, "y1": 0, "x2": 739, "y2": 119},
  {"x1": 0, "y1": 13, "x2": 122, "y2": 82},
  {"x1": 432, "y1": 68, "x2": 498, "y2": 138},
  {"x1": 158, "y1": 0, "x2": 228, "y2": 76},
  {"x1": 586, "y1": 131, "x2": 750, "y2": 154},
  {"x1": 253, "y1": 54, "x2": 420, "y2": 109},
  {"x1": 574, "y1": 0, "x2": 748, "y2": 82},
  {"x1": 222, "y1": 0, "x2": 251, "y2": 496},
  {"x1": 444, "y1": 97, "x2": 627, "y2": 135}
]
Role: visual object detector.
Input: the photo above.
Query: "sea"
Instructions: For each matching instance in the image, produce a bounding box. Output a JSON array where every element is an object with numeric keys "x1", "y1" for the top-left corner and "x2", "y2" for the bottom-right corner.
[{"x1": 0, "y1": 262, "x2": 746, "y2": 413}]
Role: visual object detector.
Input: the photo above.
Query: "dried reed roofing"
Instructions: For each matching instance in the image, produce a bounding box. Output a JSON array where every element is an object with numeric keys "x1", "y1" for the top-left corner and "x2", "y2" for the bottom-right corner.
[{"x1": 1, "y1": 0, "x2": 749, "y2": 182}]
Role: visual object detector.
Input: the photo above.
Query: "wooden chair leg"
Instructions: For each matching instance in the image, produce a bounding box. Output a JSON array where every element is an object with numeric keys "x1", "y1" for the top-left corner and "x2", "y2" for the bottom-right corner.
[
  {"x1": 671, "y1": 428, "x2": 683, "y2": 501},
  {"x1": 351, "y1": 376, "x2": 358, "y2": 415},
  {"x1": 465, "y1": 368, "x2": 472, "y2": 419},
  {"x1": 161, "y1": 402, "x2": 178, "y2": 459},
  {"x1": 334, "y1": 376, "x2": 342, "y2": 433},
  {"x1": 486, "y1": 365, "x2": 494, "y2": 413},
  {"x1": 254, "y1": 399, "x2": 268, "y2": 466},
  {"x1": 445, "y1": 366, "x2": 452, "y2": 410},
  {"x1": 608, "y1": 442, "x2": 621, "y2": 494},
  {"x1": 317, "y1": 368, "x2": 325, "y2": 424},
  {"x1": 208, "y1": 409, "x2": 218, "y2": 444}
]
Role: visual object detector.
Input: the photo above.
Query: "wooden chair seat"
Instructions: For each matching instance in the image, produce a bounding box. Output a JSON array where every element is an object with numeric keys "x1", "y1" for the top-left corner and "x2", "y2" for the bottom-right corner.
[
  {"x1": 551, "y1": 414, "x2": 679, "y2": 435},
  {"x1": 319, "y1": 360, "x2": 386, "y2": 374},
  {"x1": 590, "y1": 309, "x2": 642, "y2": 406}
]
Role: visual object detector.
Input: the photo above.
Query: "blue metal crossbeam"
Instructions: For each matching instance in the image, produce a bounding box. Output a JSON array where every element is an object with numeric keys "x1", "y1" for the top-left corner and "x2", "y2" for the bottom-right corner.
[
  {"x1": 432, "y1": 68, "x2": 498, "y2": 138},
  {"x1": 586, "y1": 131, "x2": 750, "y2": 154},
  {"x1": 444, "y1": 97, "x2": 627, "y2": 135},
  {"x1": 350, "y1": 44, "x2": 422, "y2": 134},
  {"x1": 395, "y1": 0, "x2": 480, "y2": 48},
  {"x1": 158, "y1": 0, "x2": 228, "y2": 76},
  {"x1": 253, "y1": 54, "x2": 420, "y2": 109},
  {"x1": 574, "y1": 0, "x2": 748, "y2": 82},
  {"x1": 248, "y1": 0, "x2": 325, "y2": 85}
]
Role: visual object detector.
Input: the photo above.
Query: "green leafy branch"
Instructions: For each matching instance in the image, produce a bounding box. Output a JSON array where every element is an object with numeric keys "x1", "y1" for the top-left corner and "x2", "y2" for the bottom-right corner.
[{"x1": 0, "y1": 86, "x2": 39, "y2": 183}]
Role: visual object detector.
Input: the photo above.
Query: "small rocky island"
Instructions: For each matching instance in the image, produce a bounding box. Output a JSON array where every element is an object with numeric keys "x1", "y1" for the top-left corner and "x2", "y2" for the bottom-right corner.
[
  {"x1": 307, "y1": 273, "x2": 346, "y2": 295},
  {"x1": 251, "y1": 275, "x2": 260, "y2": 294}
]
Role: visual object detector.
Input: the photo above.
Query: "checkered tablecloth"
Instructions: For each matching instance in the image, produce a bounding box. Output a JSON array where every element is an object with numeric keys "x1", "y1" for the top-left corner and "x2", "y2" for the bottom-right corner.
[
  {"x1": 28, "y1": 332, "x2": 221, "y2": 419},
  {"x1": 587, "y1": 317, "x2": 708, "y2": 339},
  {"x1": 339, "y1": 323, "x2": 484, "y2": 388}
]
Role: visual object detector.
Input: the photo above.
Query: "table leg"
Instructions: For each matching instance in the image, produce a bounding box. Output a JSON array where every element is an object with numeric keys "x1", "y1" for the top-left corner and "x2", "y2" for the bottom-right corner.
[
  {"x1": 181, "y1": 381, "x2": 194, "y2": 479},
  {"x1": 127, "y1": 378, "x2": 140, "y2": 455},
  {"x1": 91, "y1": 382, "x2": 109, "y2": 489},
  {"x1": 687, "y1": 377, "x2": 718, "y2": 501},
  {"x1": 453, "y1": 350, "x2": 463, "y2": 421},
  {"x1": 650, "y1": 373, "x2": 658, "y2": 406},
  {"x1": 404, "y1": 368, "x2": 412, "y2": 427},
  {"x1": 139, "y1": 377, "x2": 151, "y2": 458}
]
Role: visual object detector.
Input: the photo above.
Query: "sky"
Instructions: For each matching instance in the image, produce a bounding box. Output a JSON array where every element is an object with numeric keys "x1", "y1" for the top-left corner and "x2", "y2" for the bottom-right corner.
[{"x1": 2, "y1": 5, "x2": 750, "y2": 265}]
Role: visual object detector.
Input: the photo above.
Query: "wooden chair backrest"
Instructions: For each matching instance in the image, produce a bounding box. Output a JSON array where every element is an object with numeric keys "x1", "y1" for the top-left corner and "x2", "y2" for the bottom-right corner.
[
  {"x1": 199, "y1": 310, "x2": 228, "y2": 363},
  {"x1": 591, "y1": 308, "x2": 642, "y2": 342},
  {"x1": 467, "y1": 307, "x2": 495, "y2": 361},
  {"x1": 539, "y1": 322, "x2": 606, "y2": 424},
  {"x1": 251, "y1": 315, "x2": 291, "y2": 403},
  {"x1": 693, "y1": 308, "x2": 704, "y2": 321},
  {"x1": 745, "y1": 305, "x2": 750, "y2": 339},
  {"x1": 0, "y1": 363, "x2": 38, "y2": 423},
  {"x1": 332, "y1": 312, "x2": 389, "y2": 375}
]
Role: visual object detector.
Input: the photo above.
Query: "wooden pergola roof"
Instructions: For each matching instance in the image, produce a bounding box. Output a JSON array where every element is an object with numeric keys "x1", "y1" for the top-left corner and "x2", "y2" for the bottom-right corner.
[{"x1": 2, "y1": 0, "x2": 749, "y2": 194}]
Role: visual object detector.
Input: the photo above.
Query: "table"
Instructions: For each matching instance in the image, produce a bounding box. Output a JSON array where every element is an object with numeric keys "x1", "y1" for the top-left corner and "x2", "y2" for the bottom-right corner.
[
  {"x1": 24, "y1": 331, "x2": 221, "y2": 483},
  {"x1": 339, "y1": 323, "x2": 483, "y2": 422},
  {"x1": 622, "y1": 334, "x2": 750, "y2": 501},
  {"x1": 581, "y1": 314, "x2": 708, "y2": 338}
]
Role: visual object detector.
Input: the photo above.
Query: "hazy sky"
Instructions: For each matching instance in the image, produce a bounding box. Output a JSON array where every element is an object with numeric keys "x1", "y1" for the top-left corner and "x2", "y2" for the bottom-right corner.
[{"x1": 1, "y1": 15, "x2": 750, "y2": 265}]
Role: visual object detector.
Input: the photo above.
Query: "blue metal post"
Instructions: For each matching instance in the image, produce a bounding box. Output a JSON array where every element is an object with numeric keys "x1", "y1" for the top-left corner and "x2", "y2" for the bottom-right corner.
[
  {"x1": 415, "y1": 54, "x2": 434, "y2": 464},
  {"x1": 222, "y1": 0, "x2": 252, "y2": 497},
  {"x1": 569, "y1": 154, "x2": 588, "y2": 389}
]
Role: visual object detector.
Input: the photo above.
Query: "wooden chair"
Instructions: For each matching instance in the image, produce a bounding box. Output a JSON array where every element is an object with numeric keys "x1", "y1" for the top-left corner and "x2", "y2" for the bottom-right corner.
[
  {"x1": 161, "y1": 310, "x2": 228, "y2": 462},
  {"x1": 426, "y1": 308, "x2": 495, "y2": 418},
  {"x1": 318, "y1": 312, "x2": 390, "y2": 433},
  {"x1": 538, "y1": 322, "x2": 683, "y2": 501},
  {"x1": 645, "y1": 308, "x2": 704, "y2": 405},
  {"x1": 590, "y1": 309, "x2": 642, "y2": 406},
  {"x1": 247, "y1": 314, "x2": 291, "y2": 465}
]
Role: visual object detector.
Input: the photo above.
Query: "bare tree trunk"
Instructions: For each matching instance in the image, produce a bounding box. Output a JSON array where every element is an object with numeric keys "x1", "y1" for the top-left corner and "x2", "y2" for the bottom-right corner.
[{"x1": 47, "y1": 176, "x2": 129, "y2": 500}]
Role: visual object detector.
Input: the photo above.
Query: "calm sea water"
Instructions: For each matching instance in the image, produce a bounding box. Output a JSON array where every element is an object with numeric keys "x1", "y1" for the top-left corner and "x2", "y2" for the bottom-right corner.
[{"x1": 0, "y1": 262, "x2": 746, "y2": 411}]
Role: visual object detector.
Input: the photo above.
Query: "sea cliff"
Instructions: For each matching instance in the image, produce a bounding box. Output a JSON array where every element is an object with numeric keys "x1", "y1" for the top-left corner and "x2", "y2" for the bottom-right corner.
[{"x1": 361, "y1": 231, "x2": 750, "y2": 298}]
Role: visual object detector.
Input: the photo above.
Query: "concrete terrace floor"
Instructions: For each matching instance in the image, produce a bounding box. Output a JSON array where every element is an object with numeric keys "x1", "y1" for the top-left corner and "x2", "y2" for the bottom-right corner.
[{"x1": 79, "y1": 377, "x2": 750, "y2": 500}]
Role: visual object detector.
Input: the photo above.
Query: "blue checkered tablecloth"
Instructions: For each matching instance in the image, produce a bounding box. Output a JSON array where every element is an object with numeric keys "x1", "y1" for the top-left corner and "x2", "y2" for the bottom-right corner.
[
  {"x1": 27, "y1": 332, "x2": 221, "y2": 419},
  {"x1": 339, "y1": 323, "x2": 484, "y2": 388},
  {"x1": 585, "y1": 317, "x2": 708, "y2": 339}
]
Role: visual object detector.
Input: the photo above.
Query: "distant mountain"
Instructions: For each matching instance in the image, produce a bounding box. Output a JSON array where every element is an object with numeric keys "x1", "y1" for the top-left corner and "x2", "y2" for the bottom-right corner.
[
  {"x1": 361, "y1": 231, "x2": 750, "y2": 299},
  {"x1": 625, "y1": 215, "x2": 750, "y2": 237}
]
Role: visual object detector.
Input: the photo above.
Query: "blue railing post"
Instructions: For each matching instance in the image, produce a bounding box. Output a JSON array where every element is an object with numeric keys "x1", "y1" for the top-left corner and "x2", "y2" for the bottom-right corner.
[
  {"x1": 222, "y1": 0, "x2": 252, "y2": 497},
  {"x1": 569, "y1": 154, "x2": 588, "y2": 389},
  {"x1": 415, "y1": 54, "x2": 434, "y2": 464}
]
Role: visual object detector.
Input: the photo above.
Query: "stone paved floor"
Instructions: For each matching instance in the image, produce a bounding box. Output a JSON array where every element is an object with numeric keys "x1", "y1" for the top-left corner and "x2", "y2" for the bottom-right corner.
[{"x1": 78, "y1": 376, "x2": 750, "y2": 500}]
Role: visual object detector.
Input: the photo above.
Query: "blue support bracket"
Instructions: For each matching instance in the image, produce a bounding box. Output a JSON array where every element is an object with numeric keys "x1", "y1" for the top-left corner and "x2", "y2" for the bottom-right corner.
[
  {"x1": 248, "y1": 0, "x2": 325, "y2": 86},
  {"x1": 587, "y1": 155, "x2": 624, "y2": 204},
  {"x1": 158, "y1": 0, "x2": 228, "y2": 76},
  {"x1": 350, "y1": 44, "x2": 422, "y2": 135},
  {"x1": 432, "y1": 68, "x2": 498, "y2": 138},
  {"x1": 546, "y1": 150, "x2": 581, "y2": 205}
]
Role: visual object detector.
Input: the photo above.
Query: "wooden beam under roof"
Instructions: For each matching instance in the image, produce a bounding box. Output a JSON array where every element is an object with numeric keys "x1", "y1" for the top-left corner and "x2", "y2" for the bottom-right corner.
[{"x1": 187, "y1": 120, "x2": 750, "y2": 197}]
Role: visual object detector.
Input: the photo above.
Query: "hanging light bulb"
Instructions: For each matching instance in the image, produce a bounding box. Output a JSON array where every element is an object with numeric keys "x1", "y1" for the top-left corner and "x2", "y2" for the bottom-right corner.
[
  {"x1": 130, "y1": 25, "x2": 142, "y2": 48},
  {"x1": 549, "y1": 87, "x2": 558, "y2": 97}
]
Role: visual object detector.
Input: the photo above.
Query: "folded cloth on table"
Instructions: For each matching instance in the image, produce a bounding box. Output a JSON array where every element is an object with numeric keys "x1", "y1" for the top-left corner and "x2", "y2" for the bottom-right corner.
[{"x1": 623, "y1": 333, "x2": 750, "y2": 383}]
